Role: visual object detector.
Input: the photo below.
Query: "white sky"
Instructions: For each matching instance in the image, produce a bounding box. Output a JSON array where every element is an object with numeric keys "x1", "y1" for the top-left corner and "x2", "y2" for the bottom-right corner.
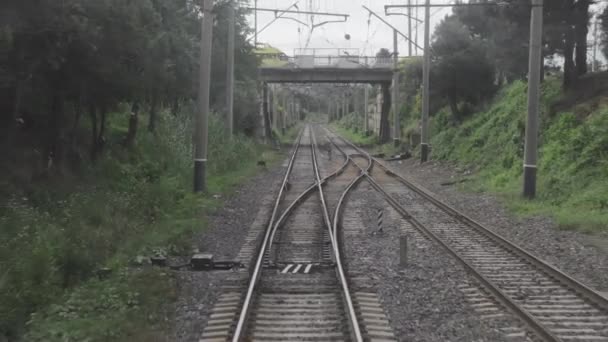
[
  {"x1": 245, "y1": 1, "x2": 607, "y2": 62},
  {"x1": 244, "y1": 0, "x2": 453, "y2": 57}
]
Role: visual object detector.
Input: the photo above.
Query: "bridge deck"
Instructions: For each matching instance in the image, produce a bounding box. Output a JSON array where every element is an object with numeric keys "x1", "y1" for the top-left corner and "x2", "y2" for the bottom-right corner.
[{"x1": 259, "y1": 67, "x2": 393, "y2": 84}]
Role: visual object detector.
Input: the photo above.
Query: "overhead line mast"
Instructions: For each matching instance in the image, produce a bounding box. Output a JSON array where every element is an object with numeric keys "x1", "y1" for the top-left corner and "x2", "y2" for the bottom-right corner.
[{"x1": 386, "y1": 0, "x2": 545, "y2": 199}]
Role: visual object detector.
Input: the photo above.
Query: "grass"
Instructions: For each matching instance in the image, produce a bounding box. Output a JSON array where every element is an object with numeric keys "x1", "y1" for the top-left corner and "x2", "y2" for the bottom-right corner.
[
  {"x1": 274, "y1": 124, "x2": 301, "y2": 146},
  {"x1": 425, "y1": 76, "x2": 608, "y2": 233},
  {"x1": 0, "y1": 106, "x2": 280, "y2": 341},
  {"x1": 331, "y1": 113, "x2": 405, "y2": 157},
  {"x1": 330, "y1": 117, "x2": 377, "y2": 146}
]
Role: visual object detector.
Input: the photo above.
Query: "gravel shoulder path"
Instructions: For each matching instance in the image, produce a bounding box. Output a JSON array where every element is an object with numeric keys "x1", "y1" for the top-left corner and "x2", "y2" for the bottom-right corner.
[
  {"x1": 172, "y1": 162, "x2": 286, "y2": 342},
  {"x1": 342, "y1": 179, "x2": 523, "y2": 342},
  {"x1": 383, "y1": 158, "x2": 608, "y2": 296}
]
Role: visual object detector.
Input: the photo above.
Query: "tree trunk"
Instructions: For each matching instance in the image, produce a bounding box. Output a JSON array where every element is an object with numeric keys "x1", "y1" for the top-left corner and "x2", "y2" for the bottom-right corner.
[
  {"x1": 171, "y1": 97, "x2": 179, "y2": 116},
  {"x1": 70, "y1": 100, "x2": 82, "y2": 148},
  {"x1": 125, "y1": 101, "x2": 139, "y2": 147},
  {"x1": 89, "y1": 104, "x2": 98, "y2": 161},
  {"x1": 46, "y1": 91, "x2": 64, "y2": 170},
  {"x1": 448, "y1": 94, "x2": 460, "y2": 122},
  {"x1": 379, "y1": 84, "x2": 391, "y2": 144},
  {"x1": 148, "y1": 97, "x2": 158, "y2": 133},
  {"x1": 574, "y1": 0, "x2": 590, "y2": 76},
  {"x1": 13, "y1": 79, "x2": 24, "y2": 122},
  {"x1": 70, "y1": 94, "x2": 83, "y2": 148},
  {"x1": 563, "y1": 26, "x2": 576, "y2": 89},
  {"x1": 98, "y1": 104, "x2": 107, "y2": 154},
  {"x1": 540, "y1": 52, "x2": 545, "y2": 83}
]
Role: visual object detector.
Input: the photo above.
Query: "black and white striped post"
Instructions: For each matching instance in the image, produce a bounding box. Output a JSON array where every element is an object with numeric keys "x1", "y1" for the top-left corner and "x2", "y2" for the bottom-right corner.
[{"x1": 377, "y1": 208, "x2": 384, "y2": 233}]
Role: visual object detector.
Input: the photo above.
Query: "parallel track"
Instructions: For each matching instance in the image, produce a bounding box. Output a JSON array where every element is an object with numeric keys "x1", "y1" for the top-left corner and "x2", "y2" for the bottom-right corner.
[{"x1": 326, "y1": 127, "x2": 608, "y2": 342}]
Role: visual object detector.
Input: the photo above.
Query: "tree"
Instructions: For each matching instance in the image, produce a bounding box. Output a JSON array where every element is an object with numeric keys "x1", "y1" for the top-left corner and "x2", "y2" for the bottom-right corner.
[
  {"x1": 599, "y1": 7, "x2": 608, "y2": 61},
  {"x1": 453, "y1": 0, "x2": 594, "y2": 89},
  {"x1": 453, "y1": 0, "x2": 530, "y2": 82},
  {"x1": 431, "y1": 15, "x2": 496, "y2": 121},
  {"x1": 0, "y1": 0, "x2": 259, "y2": 173}
]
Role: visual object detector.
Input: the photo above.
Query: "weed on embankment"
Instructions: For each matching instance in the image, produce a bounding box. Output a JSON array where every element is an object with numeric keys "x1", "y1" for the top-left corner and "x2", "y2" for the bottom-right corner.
[{"x1": 0, "y1": 108, "x2": 279, "y2": 341}]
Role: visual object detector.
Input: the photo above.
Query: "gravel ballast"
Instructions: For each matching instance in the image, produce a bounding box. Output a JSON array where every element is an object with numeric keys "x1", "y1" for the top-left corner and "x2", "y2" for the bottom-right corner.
[
  {"x1": 341, "y1": 181, "x2": 515, "y2": 341},
  {"x1": 172, "y1": 164, "x2": 285, "y2": 342},
  {"x1": 384, "y1": 158, "x2": 608, "y2": 295}
]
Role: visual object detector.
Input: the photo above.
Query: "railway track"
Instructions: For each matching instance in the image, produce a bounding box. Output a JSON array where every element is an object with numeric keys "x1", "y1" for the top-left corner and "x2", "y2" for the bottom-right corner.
[
  {"x1": 208, "y1": 125, "x2": 397, "y2": 342},
  {"x1": 324, "y1": 127, "x2": 608, "y2": 342}
]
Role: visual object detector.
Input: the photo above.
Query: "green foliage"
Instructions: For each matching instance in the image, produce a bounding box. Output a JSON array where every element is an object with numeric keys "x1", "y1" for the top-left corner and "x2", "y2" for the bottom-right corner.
[
  {"x1": 600, "y1": 7, "x2": 608, "y2": 61},
  {"x1": 24, "y1": 269, "x2": 174, "y2": 342},
  {"x1": 1, "y1": 0, "x2": 261, "y2": 175},
  {"x1": 0, "y1": 108, "x2": 278, "y2": 340},
  {"x1": 332, "y1": 113, "x2": 377, "y2": 146},
  {"x1": 431, "y1": 15, "x2": 497, "y2": 121},
  {"x1": 336, "y1": 112, "x2": 365, "y2": 134},
  {"x1": 430, "y1": 77, "x2": 608, "y2": 233}
]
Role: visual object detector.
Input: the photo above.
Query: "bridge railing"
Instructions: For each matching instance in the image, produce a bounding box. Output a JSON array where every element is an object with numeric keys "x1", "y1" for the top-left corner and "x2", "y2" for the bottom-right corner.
[{"x1": 264, "y1": 55, "x2": 409, "y2": 69}]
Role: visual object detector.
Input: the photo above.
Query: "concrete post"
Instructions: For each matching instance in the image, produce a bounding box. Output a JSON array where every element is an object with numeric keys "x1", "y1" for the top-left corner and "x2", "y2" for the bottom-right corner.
[
  {"x1": 408, "y1": 0, "x2": 412, "y2": 57},
  {"x1": 194, "y1": 0, "x2": 214, "y2": 193},
  {"x1": 281, "y1": 93, "x2": 286, "y2": 135},
  {"x1": 393, "y1": 29, "x2": 400, "y2": 147},
  {"x1": 400, "y1": 235, "x2": 408, "y2": 268},
  {"x1": 364, "y1": 85, "x2": 369, "y2": 134},
  {"x1": 523, "y1": 0, "x2": 544, "y2": 199},
  {"x1": 263, "y1": 83, "x2": 272, "y2": 142},
  {"x1": 420, "y1": 0, "x2": 430, "y2": 162},
  {"x1": 225, "y1": 2, "x2": 235, "y2": 136}
]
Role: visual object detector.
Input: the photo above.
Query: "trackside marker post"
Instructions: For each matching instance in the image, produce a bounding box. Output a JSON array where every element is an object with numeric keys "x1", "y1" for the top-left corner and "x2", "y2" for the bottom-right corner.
[
  {"x1": 400, "y1": 235, "x2": 408, "y2": 268},
  {"x1": 377, "y1": 208, "x2": 384, "y2": 233}
]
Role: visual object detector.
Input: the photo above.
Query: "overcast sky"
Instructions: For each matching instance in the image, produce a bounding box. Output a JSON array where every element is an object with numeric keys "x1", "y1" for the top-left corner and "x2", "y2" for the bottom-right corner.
[
  {"x1": 244, "y1": 0, "x2": 453, "y2": 57},
  {"x1": 244, "y1": 1, "x2": 607, "y2": 61}
]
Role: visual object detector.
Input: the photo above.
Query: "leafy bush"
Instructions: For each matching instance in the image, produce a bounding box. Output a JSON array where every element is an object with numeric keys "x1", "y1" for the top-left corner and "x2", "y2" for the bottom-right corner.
[
  {"x1": 0, "y1": 108, "x2": 275, "y2": 340},
  {"x1": 429, "y1": 77, "x2": 608, "y2": 232}
]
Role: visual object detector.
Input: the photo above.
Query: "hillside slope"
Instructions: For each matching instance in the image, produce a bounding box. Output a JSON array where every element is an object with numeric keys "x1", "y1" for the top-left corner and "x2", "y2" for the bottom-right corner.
[{"x1": 429, "y1": 74, "x2": 608, "y2": 232}]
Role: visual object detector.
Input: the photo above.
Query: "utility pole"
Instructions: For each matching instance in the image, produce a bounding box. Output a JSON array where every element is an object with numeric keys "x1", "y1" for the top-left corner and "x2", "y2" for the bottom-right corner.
[
  {"x1": 408, "y1": 0, "x2": 412, "y2": 57},
  {"x1": 592, "y1": 17, "x2": 599, "y2": 72},
  {"x1": 225, "y1": 2, "x2": 235, "y2": 136},
  {"x1": 420, "y1": 0, "x2": 430, "y2": 162},
  {"x1": 344, "y1": 92, "x2": 348, "y2": 117},
  {"x1": 364, "y1": 85, "x2": 369, "y2": 134},
  {"x1": 269, "y1": 86, "x2": 275, "y2": 131},
  {"x1": 254, "y1": 0, "x2": 258, "y2": 46},
  {"x1": 263, "y1": 83, "x2": 271, "y2": 141},
  {"x1": 414, "y1": 0, "x2": 418, "y2": 55},
  {"x1": 523, "y1": 0, "x2": 543, "y2": 199},
  {"x1": 281, "y1": 92, "x2": 287, "y2": 134},
  {"x1": 393, "y1": 29, "x2": 400, "y2": 147},
  {"x1": 194, "y1": 0, "x2": 214, "y2": 193}
]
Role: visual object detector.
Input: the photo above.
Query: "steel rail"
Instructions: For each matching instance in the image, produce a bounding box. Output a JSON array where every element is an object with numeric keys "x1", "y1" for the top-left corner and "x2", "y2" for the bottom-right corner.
[
  {"x1": 325, "y1": 130, "x2": 561, "y2": 341},
  {"x1": 232, "y1": 126, "x2": 351, "y2": 341},
  {"x1": 310, "y1": 125, "x2": 364, "y2": 342},
  {"x1": 362, "y1": 175, "x2": 559, "y2": 342},
  {"x1": 373, "y1": 159, "x2": 608, "y2": 313},
  {"x1": 231, "y1": 129, "x2": 304, "y2": 341},
  {"x1": 323, "y1": 129, "x2": 373, "y2": 255},
  {"x1": 331, "y1": 128, "x2": 608, "y2": 341},
  {"x1": 266, "y1": 128, "x2": 351, "y2": 264}
]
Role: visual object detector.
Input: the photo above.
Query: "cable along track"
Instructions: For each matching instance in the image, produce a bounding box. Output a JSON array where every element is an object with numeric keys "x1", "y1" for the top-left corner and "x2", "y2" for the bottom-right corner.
[{"x1": 326, "y1": 127, "x2": 608, "y2": 342}]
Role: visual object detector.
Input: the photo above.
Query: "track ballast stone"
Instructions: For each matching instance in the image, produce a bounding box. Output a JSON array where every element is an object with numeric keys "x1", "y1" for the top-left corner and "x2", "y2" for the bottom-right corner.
[
  {"x1": 386, "y1": 159, "x2": 608, "y2": 295},
  {"x1": 172, "y1": 164, "x2": 285, "y2": 342}
]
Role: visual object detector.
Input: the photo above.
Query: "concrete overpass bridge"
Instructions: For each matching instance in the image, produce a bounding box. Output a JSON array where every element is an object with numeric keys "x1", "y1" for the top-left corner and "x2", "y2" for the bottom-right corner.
[
  {"x1": 259, "y1": 55, "x2": 395, "y2": 84},
  {"x1": 258, "y1": 54, "x2": 404, "y2": 141}
]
